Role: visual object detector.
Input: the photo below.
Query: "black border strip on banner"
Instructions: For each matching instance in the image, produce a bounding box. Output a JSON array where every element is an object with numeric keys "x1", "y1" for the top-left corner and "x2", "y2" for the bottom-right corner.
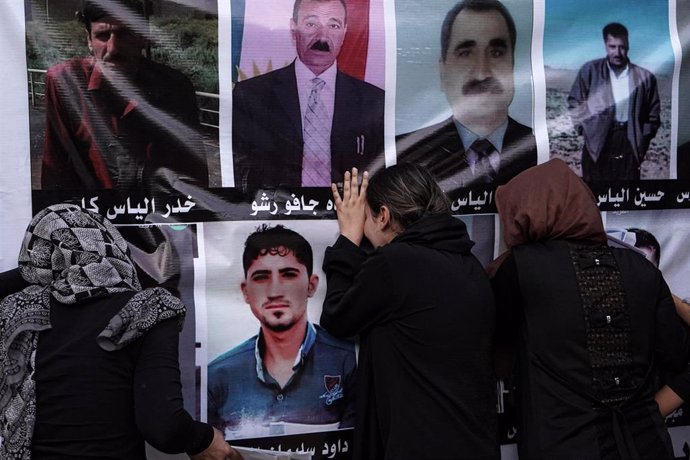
[
  {"x1": 229, "y1": 428, "x2": 353, "y2": 460},
  {"x1": 31, "y1": 179, "x2": 690, "y2": 223}
]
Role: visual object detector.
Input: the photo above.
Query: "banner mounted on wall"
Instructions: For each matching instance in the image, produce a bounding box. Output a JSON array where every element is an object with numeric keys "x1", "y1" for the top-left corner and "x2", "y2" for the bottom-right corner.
[{"x1": 1, "y1": 0, "x2": 690, "y2": 459}]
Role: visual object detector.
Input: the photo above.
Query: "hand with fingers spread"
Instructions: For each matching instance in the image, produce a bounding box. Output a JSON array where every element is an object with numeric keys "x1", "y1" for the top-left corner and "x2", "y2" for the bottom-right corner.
[{"x1": 331, "y1": 167, "x2": 369, "y2": 246}]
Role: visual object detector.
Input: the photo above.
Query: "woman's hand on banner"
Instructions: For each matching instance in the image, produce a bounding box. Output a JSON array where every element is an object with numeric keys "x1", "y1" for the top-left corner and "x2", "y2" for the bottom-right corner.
[
  {"x1": 331, "y1": 168, "x2": 369, "y2": 246},
  {"x1": 190, "y1": 427, "x2": 243, "y2": 460}
]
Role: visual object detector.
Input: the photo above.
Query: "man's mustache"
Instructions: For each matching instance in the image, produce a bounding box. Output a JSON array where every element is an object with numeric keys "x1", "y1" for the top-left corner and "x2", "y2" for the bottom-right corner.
[
  {"x1": 102, "y1": 53, "x2": 129, "y2": 64},
  {"x1": 310, "y1": 40, "x2": 330, "y2": 52},
  {"x1": 462, "y1": 78, "x2": 504, "y2": 96}
]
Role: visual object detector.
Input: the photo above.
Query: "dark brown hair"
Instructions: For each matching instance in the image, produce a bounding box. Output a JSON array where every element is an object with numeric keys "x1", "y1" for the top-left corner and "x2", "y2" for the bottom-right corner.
[
  {"x1": 243, "y1": 224, "x2": 314, "y2": 276},
  {"x1": 366, "y1": 163, "x2": 450, "y2": 230},
  {"x1": 79, "y1": 0, "x2": 151, "y2": 32}
]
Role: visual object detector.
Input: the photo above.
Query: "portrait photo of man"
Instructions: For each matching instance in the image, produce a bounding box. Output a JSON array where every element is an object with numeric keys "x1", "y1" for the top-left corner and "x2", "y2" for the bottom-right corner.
[
  {"x1": 568, "y1": 23, "x2": 660, "y2": 181},
  {"x1": 396, "y1": 0, "x2": 537, "y2": 191},
  {"x1": 544, "y1": 0, "x2": 673, "y2": 182},
  {"x1": 231, "y1": 0, "x2": 385, "y2": 190},
  {"x1": 206, "y1": 224, "x2": 356, "y2": 439},
  {"x1": 34, "y1": 0, "x2": 211, "y2": 195}
]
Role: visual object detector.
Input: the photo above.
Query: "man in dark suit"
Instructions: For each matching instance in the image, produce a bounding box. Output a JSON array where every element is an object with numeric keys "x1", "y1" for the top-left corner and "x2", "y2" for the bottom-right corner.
[
  {"x1": 397, "y1": 0, "x2": 536, "y2": 190},
  {"x1": 232, "y1": 0, "x2": 385, "y2": 190}
]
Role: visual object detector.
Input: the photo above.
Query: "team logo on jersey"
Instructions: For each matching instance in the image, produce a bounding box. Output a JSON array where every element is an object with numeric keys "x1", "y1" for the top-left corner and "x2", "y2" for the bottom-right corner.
[{"x1": 319, "y1": 375, "x2": 344, "y2": 405}]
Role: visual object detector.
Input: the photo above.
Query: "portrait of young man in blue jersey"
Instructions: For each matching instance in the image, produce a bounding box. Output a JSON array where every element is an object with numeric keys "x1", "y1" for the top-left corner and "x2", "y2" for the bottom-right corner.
[{"x1": 207, "y1": 225, "x2": 356, "y2": 439}]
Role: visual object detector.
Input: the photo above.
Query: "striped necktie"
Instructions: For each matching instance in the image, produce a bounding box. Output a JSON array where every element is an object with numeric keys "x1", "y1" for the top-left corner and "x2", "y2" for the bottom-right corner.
[
  {"x1": 301, "y1": 77, "x2": 331, "y2": 186},
  {"x1": 470, "y1": 138, "x2": 497, "y2": 184}
]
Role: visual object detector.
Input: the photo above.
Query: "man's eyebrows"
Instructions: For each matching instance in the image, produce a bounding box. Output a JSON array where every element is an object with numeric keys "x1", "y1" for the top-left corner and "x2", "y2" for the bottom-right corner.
[
  {"x1": 301, "y1": 14, "x2": 343, "y2": 25},
  {"x1": 454, "y1": 39, "x2": 477, "y2": 51},
  {"x1": 248, "y1": 267, "x2": 301, "y2": 277},
  {"x1": 279, "y1": 267, "x2": 301, "y2": 274},
  {"x1": 453, "y1": 37, "x2": 509, "y2": 52},
  {"x1": 489, "y1": 38, "x2": 508, "y2": 48}
]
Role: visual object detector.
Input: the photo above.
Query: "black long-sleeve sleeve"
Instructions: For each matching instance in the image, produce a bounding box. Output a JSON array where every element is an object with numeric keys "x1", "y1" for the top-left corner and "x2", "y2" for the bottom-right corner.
[
  {"x1": 32, "y1": 294, "x2": 213, "y2": 459},
  {"x1": 134, "y1": 318, "x2": 213, "y2": 455},
  {"x1": 321, "y1": 235, "x2": 399, "y2": 338},
  {"x1": 0, "y1": 267, "x2": 29, "y2": 298}
]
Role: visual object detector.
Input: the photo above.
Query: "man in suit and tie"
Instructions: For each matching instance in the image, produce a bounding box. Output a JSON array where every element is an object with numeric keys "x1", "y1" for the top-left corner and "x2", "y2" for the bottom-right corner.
[
  {"x1": 397, "y1": 0, "x2": 536, "y2": 190},
  {"x1": 232, "y1": 0, "x2": 385, "y2": 190}
]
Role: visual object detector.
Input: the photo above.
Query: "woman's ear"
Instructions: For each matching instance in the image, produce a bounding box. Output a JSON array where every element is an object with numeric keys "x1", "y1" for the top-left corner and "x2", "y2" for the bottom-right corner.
[{"x1": 378, "y1": 205, "x2": 392, "y2": 231}]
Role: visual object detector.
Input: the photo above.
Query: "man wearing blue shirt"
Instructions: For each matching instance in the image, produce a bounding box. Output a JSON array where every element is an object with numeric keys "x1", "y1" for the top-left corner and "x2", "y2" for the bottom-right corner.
[{"x1": 208, "y1": 225, "x2": 356, "y2": 438}]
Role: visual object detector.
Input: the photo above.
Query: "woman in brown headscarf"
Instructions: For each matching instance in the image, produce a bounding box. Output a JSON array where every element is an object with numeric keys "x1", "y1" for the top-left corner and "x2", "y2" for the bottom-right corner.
[{"x1": 490, "y1": 159, "x2": 689, "y2": 460}]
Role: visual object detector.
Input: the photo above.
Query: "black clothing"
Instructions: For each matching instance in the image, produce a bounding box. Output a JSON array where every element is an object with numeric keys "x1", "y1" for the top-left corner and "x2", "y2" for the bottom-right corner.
[
  {"x1": 678, "y1": 141, "x2": 690, "y2": 181},
  {"x1": 321, "y1": 214, "x2": 499, "y2": 460},
  {"x1": 582, "y1": 123, "x2": 640, "y2": 181},
  {"x1": 31, "y1": 292, "x2": 212, "y2": 459},
  {"x1": 0, "y1": 268, "x2": 28, "y2": 298},
  {"x1": 493, "y1": 241, "x2": 688, "y2": 460}
]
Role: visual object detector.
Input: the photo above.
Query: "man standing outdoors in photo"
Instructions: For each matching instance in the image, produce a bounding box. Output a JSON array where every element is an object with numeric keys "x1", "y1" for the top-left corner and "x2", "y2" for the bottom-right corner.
[
  {"x1": 397, "y1": 0, "x2": 537, "y2": 190},
  {"x1": 208, "y1": 225, "x2": 356, "y2": 437},
  {"x1": 568, "y1": 23, "x2": 660, "y2": 182},
  {"x1": 42, "y1": 0, "x2": 208, "y2": 194},
  {"x1": 232, "y1": 0, "x2": 385, "y2": 190}
]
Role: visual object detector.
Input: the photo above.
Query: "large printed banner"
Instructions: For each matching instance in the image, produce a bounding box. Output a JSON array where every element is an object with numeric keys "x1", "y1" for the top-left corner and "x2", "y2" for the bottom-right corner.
[{"x1": 1, "y1": 0, "x2": 690, "y2": 458}]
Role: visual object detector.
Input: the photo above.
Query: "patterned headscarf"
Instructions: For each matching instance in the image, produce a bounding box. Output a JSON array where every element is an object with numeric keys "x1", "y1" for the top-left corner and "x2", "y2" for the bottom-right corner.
[{"x1": 0, "y1": 204, "x2": 186, "y2": 459}]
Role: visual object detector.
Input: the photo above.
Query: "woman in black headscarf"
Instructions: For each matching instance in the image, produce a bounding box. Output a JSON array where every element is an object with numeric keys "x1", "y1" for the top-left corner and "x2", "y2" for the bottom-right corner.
[
  {"x1": 0, "y1": 204, "x2": 239, "y2": 460},
  {"x1": 320, "y1": 165, "x2": 498, "y2": 460}
]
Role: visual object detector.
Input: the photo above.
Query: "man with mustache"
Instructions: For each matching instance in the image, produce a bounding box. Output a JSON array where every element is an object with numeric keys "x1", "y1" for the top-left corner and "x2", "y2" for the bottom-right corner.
[
  {"x1": 207, "y1": 225, "x2": 356, "y2": 437},
  {"x1": 397, "y1": 0, "x2": 537, "y2": 190},
  {"x1": 568, "y1": 23, "x2": 660, "y2": 181},
  {"x1": 41, "y1": 0, "x2": 208, "y2": 194},
  {"x1": 232, "y1": 0, "x2": 385, "y2": 190}
]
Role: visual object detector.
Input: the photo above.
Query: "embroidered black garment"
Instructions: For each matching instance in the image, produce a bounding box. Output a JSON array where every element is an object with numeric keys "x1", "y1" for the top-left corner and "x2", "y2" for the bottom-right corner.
[{"x1": 569, "y1": 242, "x2": 635, "y2": 406}]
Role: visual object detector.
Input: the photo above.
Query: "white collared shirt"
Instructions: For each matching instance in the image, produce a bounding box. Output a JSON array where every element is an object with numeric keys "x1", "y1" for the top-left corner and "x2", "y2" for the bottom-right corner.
[
  {"x1": 608, "y1": 62, "x2": 630, "y2": 122},
  {"x1": 294, "y1": 58, "x2": 337, "y2": 127}
]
